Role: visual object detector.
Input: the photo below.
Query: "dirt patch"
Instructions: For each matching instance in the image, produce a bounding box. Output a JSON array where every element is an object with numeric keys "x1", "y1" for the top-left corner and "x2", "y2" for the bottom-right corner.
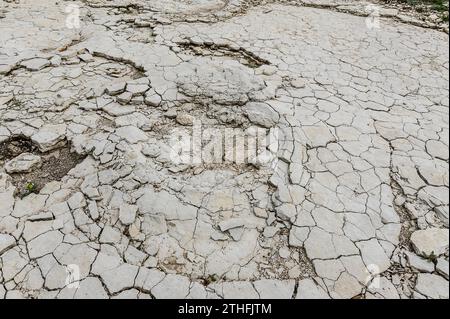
[{"x1": 0, "y1": 136, "x2": 85, "y2": 197}]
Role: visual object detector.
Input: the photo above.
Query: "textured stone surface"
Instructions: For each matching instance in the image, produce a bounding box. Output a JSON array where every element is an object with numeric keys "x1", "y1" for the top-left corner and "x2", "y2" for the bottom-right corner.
[
  {"x1": 410, "y1": 228, "x2": 449, "y2": 257},
  {"x1": 0, "y1": 234, "x2": 16, "y2": 255},
  {"x1": 415, "y1": 274, "x2": 449, "y2": 299},
  {"x1": 0, "y1": 0, "x2": 448, "y2": 299}
]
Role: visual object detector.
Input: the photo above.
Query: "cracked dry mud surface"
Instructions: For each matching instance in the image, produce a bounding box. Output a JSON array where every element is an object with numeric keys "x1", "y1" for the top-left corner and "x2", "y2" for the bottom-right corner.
[{"x1": 0, "y1": 0, "x2": 449, "y2": 299}]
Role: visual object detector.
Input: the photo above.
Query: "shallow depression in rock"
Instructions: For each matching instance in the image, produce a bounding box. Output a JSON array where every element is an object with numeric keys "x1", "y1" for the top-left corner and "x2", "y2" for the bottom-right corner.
[{"x1": 0, "y1": 136, "x2": 86, "y2": 197}]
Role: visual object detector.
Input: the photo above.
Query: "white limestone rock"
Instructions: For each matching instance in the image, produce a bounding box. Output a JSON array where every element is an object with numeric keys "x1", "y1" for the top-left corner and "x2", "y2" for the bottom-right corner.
[
  {"x1": 67, "y1": 192, "x2": 87, "y2": 210},
  {"x1": 99, "y1": 226, "x2": 122, "y2": 244},
  {"x1": 436, "y1": 258, "x2": 449, "y2": 280},
  {"x1": 135, "y1": 267, "x2": 166, "y2": 291},
  {"x1": 221, "y1": 281, "x2": 259, "y2": 299},
  {"x1": 218, "y1": 218, "x2": 245, "y2": 232},
  {"x1": 410, "y1": 228, "x2": 449, "y2": 257},
  {"x1": 152, "y1": 274, "x2": 190, "y2": 299},
  {"x1": 245, "y1": 102, "x2": 279, "y2": 128},
  {"x1": 426, "y1": 140, "x2": 449, "y2": 160},
  {"x1": 0, "y1": 234, "x2": 16, "y2": 255},
  {"x1": 115, "y1": 126, "x2": 148, "y2": 144},
  {"x1": 119, "y1": 204, "x2": 138, "y2": 225},
  {"x1": 253, "y1": 279, "x2": 295, "y2": 299},
  {"x1": 176, "y1": 113, "x2": 195, "y2": 126},
  {"x1": 73, "y1": 277, "x2": 109, "y2": 299},
  {"x1": 144, "y1": 91, "x2": 162, "y2": 107},
  {"x1": 356, "y1": 239, "x2": 391, "y2": 273},
  {"x1": 106, "y1": 82, "x2": 126, "y2": 96},
  {"x1": 102, "y1": 103, "x2": 135, "y2": 116},
  {"x1": 368, "y1": 277, "x2": 400, "y2": 299},
  {"x1": 31, "y1": 127, "x2": 66, "y2": 152},
  {"x1": 296, "y1": 278, "x2": 329, "y2": 299},
  {"x1": 27, "y1": 231, "x2": 63, "y2": 259},
  {"x1": 1, "y1": 249, "x2": 29, "y2": 281},
  {"x1": 415, "y1": 273, "x2": 449, "y2": 299},
  {"x1": 100, "y1": 264, "x2": 139, "y2": 294},
  {"x1": 12, "y1": 193, "x2": 48, "y2": 218},
  {"x1": 404, "y1": 251, "x2": 435, "y2": 273},
  {"x1": 137, "y1": 188, "x2": 197, "y2": 220},
  {"x1": 0, "y1": 188, "x2": 15, "y2": 218},
  {"x1": 21, "y1": 58, "x2": 50, "y2": 71}
]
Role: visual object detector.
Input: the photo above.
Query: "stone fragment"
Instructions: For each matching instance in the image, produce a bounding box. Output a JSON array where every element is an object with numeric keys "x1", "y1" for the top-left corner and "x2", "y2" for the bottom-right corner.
[
  {"x1": 436, "y1": 258, "x2": 449, "y2": 280},
  {"x1": 0, "y1": 188, "x2": 15, "y2": 218},
  {"x1": 100, "y1": 264, "x2": 139, "y2": 294},
  {"x1": 296, "y1": 278, "x2": 329, "y2": 299},
  {"x1": 434, "y1": 206, "x2": 449, "y2": 227},
  {"x1": 415, "y1": 273, "x2": 449, "y2": 299},
  {"x1": 0, "y1": 234, "x2": 16, "y2": 255},
  {"x1": 144, "y1": 91, "x2": 162, "y2": 107},
  {"x1": 106, "y1": 82, "x2": 126, "y2": 96},
  {"x1": 221, "y1": 282, "x2": 259, "y2": 299},
  {"x1": 176, "y1": 113, "x2": 195, "y2": 126},
  {"x1": 135, "y1": 268, "x2": 166, "y2": 291},
  {"x1": 12, "y1": 193, "x2": 47, "y2": 218},
  {"x1": 426, "y1": 140, "x2": 449, "y2": 160},
  {"x1": 2, "y1": 249, "x2": 28, "y2": 281},
  {"x1": 275, "y1": 204, "x2": 297, "y2": 221},
  {"x1": 229, "y1": 227, "x2": 244, "y2": 241},
  {"x1": 404, "y1": 251, "x2": 435, "y2": 273},
  {"x1": 218, "y1": 218, "x2": 245, "y2": 232},
  {"x1": 137, "y1": 189, "x2": 197, "y2": 220},
  {"x1": 303, "y1": 126, "x2": 335, "y2": 147},
  {"x1": 279, "y1": 246, "x2": 290, "y2": 259},
  {"x1": 368, "y1": 277, "x2": 400, "y2": 299},
  {"x1": 127, "y1": 83, "x2": 149, "y2": 96},
  {"x1": 124, "y1": 246, "x2": 147, "y2": 266},
  {"x1": 410, "y1": 228, "x2": 449, "y2": 257},
  {"x1": 102, "y1": 103, "x2": 135, "y2": 116},
  {"x1": 245, "y1": 102, "x2": 279, "y2": 128},
  {"x1": 21, "y1": 58, "x2": 50, "y2": 71},
  {"x1": 356, "y1": 239, "x2": 391, "y2": 273},
  {"x1": 31, "y1": 128, "x2": 66, "y2": 152},
  {"x1": 152, "y1": 274, "x2": 190, "y2": 299},
  {"x1": 142, "y1": 143, "x2": 160, "y2": 157},
  {"x1": 74, "y1": 277, "x2": 108, "y2": 299},
  {"x1": 78, "y1": 53, "x2": 94, "y2": 63},
  {"x1": 117, "y1": 92, "x2": 133, "y2": 104},
  {"x1": 99, "y1": 226, "x2": 122, "y2": 244},
  {"x1": 254, "y1": 279, "x2": 295, "y2": 299},
  {"x1": 87, "y1": 201, "x2": 99, "y2": 220},
  {"x1": 119, "y1": 204, "x2": 138, "y2": 225},
  {"x1": 0, "y1": 65, "x2": 12, "y2": 75},
  {"x1": 28, "y1": 231, "x2": 63, "y2": 259},
  {"x1": 5, "y1": 153, "x2": 42, "y2": 174},
  {"x1": 115, "y1": 126, "x2": 148, "y2": 143},
  {"x1": 291, "y1": 78, "x2": 306, "y2": 88}
]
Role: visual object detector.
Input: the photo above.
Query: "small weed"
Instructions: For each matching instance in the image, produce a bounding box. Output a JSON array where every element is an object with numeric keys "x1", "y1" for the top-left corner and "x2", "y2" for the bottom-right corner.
[
  {"x1": 203, "y1": 274, "x2": 219, "y2": 285},
  {"x1": 425, "y1": 251, "x2": 438, "y2": 263}
]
